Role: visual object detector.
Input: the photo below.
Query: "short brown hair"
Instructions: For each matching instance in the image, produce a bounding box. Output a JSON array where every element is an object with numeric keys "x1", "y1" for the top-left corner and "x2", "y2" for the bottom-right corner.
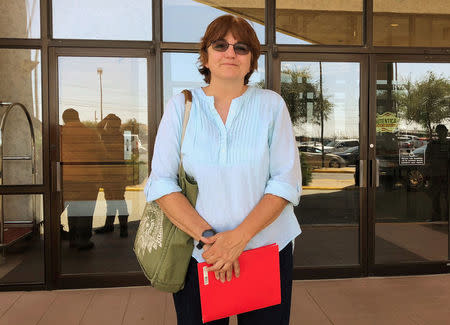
[{"x1": 198, "y1": 15, "x2": 261, "y2": 85}]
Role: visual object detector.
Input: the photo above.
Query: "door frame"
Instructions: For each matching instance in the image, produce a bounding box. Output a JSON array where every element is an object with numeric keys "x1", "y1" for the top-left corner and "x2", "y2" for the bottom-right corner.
[
  {"x1": 275, "y1": 53, "x2": 370, "y2": 279},
  {"x1": 368, "y1": 54, "x2": 450, "y2": 276},
  {"x1": 48, "y1": 47, "x2": 155, "y2": 289}
]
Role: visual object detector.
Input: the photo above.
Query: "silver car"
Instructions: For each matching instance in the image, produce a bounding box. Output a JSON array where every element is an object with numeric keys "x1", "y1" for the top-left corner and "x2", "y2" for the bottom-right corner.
[{"x1": 298, "y1": 146, "x2": 347, "y2": 168}]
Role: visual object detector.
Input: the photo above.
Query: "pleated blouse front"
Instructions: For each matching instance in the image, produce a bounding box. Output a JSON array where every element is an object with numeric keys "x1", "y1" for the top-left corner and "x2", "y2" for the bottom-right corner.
[{"x1": 145, "y1": 86, "x2": 302, "y2": 262}]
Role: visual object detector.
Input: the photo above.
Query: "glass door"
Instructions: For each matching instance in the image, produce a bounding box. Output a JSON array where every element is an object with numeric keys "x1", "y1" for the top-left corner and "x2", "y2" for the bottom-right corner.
[
  {"x1": 50, "y1": 49, "x2": 150, "y2": 286},
  {"x1": 371, "y1": 58, "x2": 450, "y2": 273},
  {"x1": 277, "y1": 54, "x2": 368, "y2": 277}
]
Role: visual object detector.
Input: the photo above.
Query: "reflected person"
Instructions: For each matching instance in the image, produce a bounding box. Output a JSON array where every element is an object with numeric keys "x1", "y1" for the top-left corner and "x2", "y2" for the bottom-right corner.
[
  {"x1": 95, "y1": 114, "x2": 130, "y2": 237},
  {"x1": 426, "y1": 124, "x2": 450, "y2": 222},
  {"x1": 61, "y1": 108, "x2": 105, "y2": 250}
]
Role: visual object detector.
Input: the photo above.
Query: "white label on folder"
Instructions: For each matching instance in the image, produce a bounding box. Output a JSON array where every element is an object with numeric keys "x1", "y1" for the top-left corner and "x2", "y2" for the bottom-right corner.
[{"x1": 203, "y1": 266, "x2": 209, "y2": 285}]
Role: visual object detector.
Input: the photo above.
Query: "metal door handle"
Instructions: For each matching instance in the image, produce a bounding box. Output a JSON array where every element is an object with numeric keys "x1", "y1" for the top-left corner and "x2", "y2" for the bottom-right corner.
[
  {"x1": 370, "y1": 159, "x2": 380, "y2": 188},
  {"x1": 375, "y1": 159, "x2": 380, "y2": 188},
  {"x1": 56, "y1": 162, "x2": 61, "y2": 192},
  {"x1": 359, "y1": 160, "x2": 367, "y2": 188}
]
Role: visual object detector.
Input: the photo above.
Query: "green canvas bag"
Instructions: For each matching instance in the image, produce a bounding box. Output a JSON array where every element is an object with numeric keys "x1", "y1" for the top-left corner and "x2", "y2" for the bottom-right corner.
[{"x1": 134, "y1": 89, "x2": 197, "y2": 293}]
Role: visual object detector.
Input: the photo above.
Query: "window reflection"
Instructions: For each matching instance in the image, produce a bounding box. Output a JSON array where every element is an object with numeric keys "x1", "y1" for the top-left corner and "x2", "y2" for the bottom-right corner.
[
  {"x1": 281, "y1": 61, "x2": 360, "y2": 267},
  {"x1": 0, "y1": 49, "x2": 42, "y2": 185},
  {"x1": 163, "y1": 0, "x2": 265, "y2": 43},
  {"x1": 58, "y1": 57, "x2": 148, "y2": 273},
  {"x1": 163, "y1": 52, "x2": 265, "y2": 105},
  {"x1": 375, "y1": 62, "x2": 450, "y2": 263},
  {"x1": 374, "y1": 0, "x2": 450, "y2": 47},
  {"x1": 276, "y1": 0, "x2": 363, "y2": 45},
  {"x1": 0, "y1": 195, "x2": 44, "y2": 284},
  {"x1": 0, "y1": 0, "x2": 40, "y2": 38},
  {"x1": 53, "y1": 0, "x2": 152, "y2": 40}
]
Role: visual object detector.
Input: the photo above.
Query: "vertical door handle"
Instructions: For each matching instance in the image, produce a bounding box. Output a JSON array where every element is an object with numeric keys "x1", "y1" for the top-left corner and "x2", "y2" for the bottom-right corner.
[
  {"x1": 375, "y1": 159, "x2": 380, "y2": 188},
  {"x1": 56, "y1": 162, "x2": 61, "y2": 192},
  {"x1": 359, "y1": 160, "x2": 367, "y2": 188},
  {"x1": 370, "y1": 159, "x2": 380, "y2": 188}
]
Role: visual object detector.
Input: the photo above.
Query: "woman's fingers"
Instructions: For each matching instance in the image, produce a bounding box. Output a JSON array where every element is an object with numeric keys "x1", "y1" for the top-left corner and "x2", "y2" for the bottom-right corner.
[
  {"x1": 226, "y1": 268, "x2": 233, "y2": 282},
  {"x1": 210, "y1": 261, "x2": 239, "y2": 282},
  {"x1": 233, "y1": 260, "x2": 240, "y2": 278},
  {"x1": 207, "y1": 260, "x2": 225, "y2": 272}
]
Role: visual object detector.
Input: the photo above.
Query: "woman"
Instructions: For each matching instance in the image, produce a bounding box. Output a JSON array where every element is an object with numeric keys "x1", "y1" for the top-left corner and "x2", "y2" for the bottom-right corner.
[{"x1": 145, "y1": 15, "x2": 302, "y2": 325}]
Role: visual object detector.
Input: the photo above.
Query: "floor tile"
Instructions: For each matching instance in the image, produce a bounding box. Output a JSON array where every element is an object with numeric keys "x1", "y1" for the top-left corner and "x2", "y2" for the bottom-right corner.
[
  {"x1": 80, "y1": 288, "x2": 130, "y2": 325},
  {"x1": 164, "y1": 292, "x2": 177, "y2": 325},
  {"x1": 0, "y1": 291, "x2": 57, "y2": 325},
  {"x1": 122, "y1": 287, "x2": 167, "y2": 325},
  {"x1": 37, "y1": 290, "x2": 95, "y2": 325},
  {"x1": 306, "y1": 286, "x2": 400, "y2": 318},
  {"x1": 409, "y1": 303, "x2": 450, "y2": 325},
  {"x1": 0, "y1": 291, "x2": 23, "y2": 317},
  {"x1": 331, "y1": 313, "x2": 420, "y2": 325},
  {"x1": 291, "y1": 286, "x2": 332, "y2": 325}
]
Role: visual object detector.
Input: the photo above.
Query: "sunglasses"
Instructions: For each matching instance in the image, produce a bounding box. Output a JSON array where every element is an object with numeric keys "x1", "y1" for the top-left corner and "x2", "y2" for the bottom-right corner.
[{"x1": 210, "y1": 39, "x2": 250, "y2": 55}]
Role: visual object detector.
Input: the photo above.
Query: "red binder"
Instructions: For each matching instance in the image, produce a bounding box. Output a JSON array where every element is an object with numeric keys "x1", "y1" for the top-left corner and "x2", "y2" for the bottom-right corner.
[{"x1": 197, "y1": 243, "x2": 281, "y2": 323}]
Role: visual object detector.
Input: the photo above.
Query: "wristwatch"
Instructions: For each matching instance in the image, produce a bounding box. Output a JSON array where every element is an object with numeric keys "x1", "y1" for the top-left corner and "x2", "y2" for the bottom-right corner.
[{"x1": 196, "y1": 229, "x2": 217, "y2": 249}]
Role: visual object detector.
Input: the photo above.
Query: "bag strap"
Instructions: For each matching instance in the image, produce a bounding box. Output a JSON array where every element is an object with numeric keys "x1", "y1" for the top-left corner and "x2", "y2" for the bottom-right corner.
[{"x1": 180, "y1": 89, "x2": 192, "y2": 164}]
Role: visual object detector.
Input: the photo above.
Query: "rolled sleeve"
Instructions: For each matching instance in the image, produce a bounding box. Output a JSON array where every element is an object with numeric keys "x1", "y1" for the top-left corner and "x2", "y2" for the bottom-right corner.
[
  {"x1": 264, "y1": 100, "x2": 302, "y2": 206},
  {"x1": 145, "y1": 94, "x2": 184, "y2": 202}
]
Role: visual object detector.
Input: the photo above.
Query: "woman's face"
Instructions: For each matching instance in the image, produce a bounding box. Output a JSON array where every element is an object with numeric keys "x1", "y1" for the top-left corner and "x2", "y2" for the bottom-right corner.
[{"x1": 205, "y1": 31, "x2": 251, "y2": 84}]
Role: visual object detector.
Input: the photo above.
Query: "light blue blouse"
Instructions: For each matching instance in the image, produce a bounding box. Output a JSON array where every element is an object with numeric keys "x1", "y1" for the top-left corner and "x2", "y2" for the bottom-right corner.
[{"x1": 145, "y1": 87, "x2": 302, "y2": 262}]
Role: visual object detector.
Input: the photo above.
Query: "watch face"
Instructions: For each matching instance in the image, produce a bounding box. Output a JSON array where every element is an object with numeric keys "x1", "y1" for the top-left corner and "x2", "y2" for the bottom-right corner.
[{"x1": 203, "y1": 229, "x2": 216, "y2": 238}]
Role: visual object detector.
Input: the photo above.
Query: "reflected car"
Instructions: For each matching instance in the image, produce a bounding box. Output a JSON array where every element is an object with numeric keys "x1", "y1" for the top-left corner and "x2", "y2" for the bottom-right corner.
[
  {"x1": 333, "y1": 146, "x2": 359, "y2": 166},
  {"x1": 298, "y1": 146, "x2": 347, "y2": 168},
  {"x1": 398, "y1": 135, "x2": 427, "y2": 149},
  {"x1": 324, "y1": 139, "x2": 359, "y2": 153}
]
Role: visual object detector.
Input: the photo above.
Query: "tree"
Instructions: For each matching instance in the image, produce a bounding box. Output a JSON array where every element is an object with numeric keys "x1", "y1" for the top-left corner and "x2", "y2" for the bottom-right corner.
[
  {"x1": 280, "y1": 66, "x2": 333, "y2": 167},
  {"x1": 280, "y1": 67, "x2": 333, "y2": 127},
  {"x1": 397, "y1": 72, "x2": 450, "y2": 139}
]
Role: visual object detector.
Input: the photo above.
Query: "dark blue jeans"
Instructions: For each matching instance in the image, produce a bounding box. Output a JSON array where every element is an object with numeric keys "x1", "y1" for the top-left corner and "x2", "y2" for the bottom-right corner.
[{"x1": 173, "y1": 242, "x2": 293, "y2": 325}]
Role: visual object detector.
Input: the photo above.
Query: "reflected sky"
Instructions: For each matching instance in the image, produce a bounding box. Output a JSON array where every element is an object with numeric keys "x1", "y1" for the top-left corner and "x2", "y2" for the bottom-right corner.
[
  {"x1": 58, "y1": 57, "x2": 147, "y2": 124},
  {"x1": 163, "y1": 53, "x2": 266, "y2": 106},
  {"x1": 53, "y1": 0, "x2": 152, "y2": 40},
  {"x1": 282, "y1": 62, "x2": 360, "y2": 139},
  {"x1": 163, "y1": 0, "x2": 265, "y2": 43}
]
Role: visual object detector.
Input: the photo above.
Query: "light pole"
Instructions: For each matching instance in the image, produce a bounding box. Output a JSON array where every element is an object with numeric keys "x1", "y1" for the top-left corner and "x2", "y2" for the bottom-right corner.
[{"x1": 97, "y1": 67, "x2": 103, "y2": 120}]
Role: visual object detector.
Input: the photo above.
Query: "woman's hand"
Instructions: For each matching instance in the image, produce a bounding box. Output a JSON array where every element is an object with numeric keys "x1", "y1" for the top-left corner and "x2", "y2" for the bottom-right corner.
[
  {"x1": 201, "y1": 229, "x2": 250, "y2": 282},
  {"x1": 203, "y1": 243, "x2": 240, "y2": 283}
]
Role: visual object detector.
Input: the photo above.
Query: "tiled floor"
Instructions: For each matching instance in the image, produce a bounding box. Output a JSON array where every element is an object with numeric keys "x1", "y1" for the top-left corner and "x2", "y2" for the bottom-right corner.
[{"x1": 0, "y1": 274, "x2": 449, "y2": 325}]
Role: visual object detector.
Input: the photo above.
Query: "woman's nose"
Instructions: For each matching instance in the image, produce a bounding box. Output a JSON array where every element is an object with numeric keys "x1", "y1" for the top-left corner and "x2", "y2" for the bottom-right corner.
[{"x1": 224, "y1": 44, "x2": 236, "y2": 57}]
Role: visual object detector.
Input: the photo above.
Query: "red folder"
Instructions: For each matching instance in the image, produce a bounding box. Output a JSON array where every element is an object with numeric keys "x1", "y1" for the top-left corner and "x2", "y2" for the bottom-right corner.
[{"x1": 197, "y1": 243, "x2": 281, "y2": 323}]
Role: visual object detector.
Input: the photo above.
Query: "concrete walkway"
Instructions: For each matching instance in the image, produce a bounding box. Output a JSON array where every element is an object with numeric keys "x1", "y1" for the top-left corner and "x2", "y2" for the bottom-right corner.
[{"x1": 0, "y1": 274, "x2": 448, "y2": 325}]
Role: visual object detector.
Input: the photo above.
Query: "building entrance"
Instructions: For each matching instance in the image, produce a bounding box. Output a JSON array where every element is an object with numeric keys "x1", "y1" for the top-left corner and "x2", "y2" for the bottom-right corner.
[
  {"x1": 371, "y1": 58, "x2": 450, "y2": 275},
  {"x1": 50, "y1": 49, "x2": 151, "y2": 288}
]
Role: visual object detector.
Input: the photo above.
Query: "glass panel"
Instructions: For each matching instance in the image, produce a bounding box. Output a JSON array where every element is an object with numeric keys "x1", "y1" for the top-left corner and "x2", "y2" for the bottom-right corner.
[
  {"x1": 0, "y1": 49, "x2": 42, "y2": 185},
  {"x1": 52, "y1": 0, "x2": 152, "y2": 40},
  {"x1": 0, "y1": 0, "x2": 40, "y2": 38},
  {"x1": 58, "y1": 57, "x2": 148, "y2": 274},
  {"x1": 163, "y1": 0, "x2": 265, "y2": 43},
  {"x1": 276, "y1": 0, "x2": 363, "y2": 45},
  {"x1": 163, "y1": 52, "x2": 265, "y2": 105},
  {"x1": 375, "y1": 62, "x2": 450, "y2": 264},
  {"x1": 0, "y1": 194, "x2": 44, "y2": 284},
  {"x1": 281, "y1": 61, "x2": 360, "y2": 266},
  {"x1": 374, "y1": 0, "x2": 450, "y2": 47}
]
